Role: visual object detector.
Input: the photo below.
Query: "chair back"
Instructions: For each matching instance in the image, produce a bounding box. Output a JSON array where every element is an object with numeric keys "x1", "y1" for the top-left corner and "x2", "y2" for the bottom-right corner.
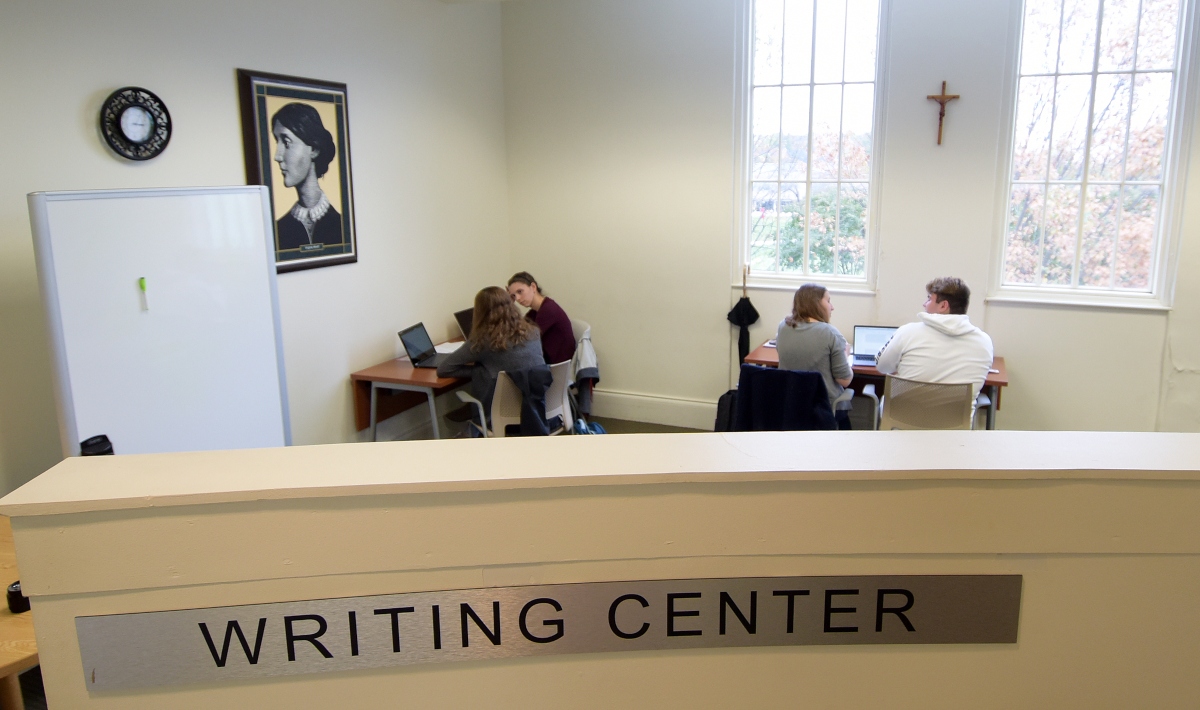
[
  {"x1": 546, "y1": 361, "x2": 572, "y2": 433},
  {"x1": 880, "y1": 375, "x2": 974, "y2": 430},
  {"x1": 570, "y1": 319, "x2": 590, "y2": 343},
  {"x1": 489, "y1": 371, "x2": 525, "y2": 438},
  {"x1": 732, "y1": 364, "x2": 836, "y2": 431}
]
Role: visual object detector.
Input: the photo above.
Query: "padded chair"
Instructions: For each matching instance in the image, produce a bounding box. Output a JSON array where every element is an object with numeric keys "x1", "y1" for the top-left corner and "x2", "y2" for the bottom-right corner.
[
  {"x1": 731, "y1": 364, "x2": 837, "y2": 431},
  {"x1": 457, "y1": 370, "x2": 566, "y2": 438},
  {"x1": 877, "y1": 375, "x2": 975, "y2": 430}
]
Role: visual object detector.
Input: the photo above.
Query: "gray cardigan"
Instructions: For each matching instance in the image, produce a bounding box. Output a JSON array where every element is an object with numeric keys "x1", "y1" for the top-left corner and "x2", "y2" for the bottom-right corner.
[
  {"x1": 775, "y1": 319, "x2": 852, "y2": 411},
  {"x1": 437, "y1": 333, "x2": 545, "y2": 412}
]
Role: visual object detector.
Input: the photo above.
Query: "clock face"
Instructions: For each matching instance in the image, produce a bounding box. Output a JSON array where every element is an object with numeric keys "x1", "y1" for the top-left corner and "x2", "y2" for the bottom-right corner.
[
  {"x1": 119, "y1": 106, "x2": 154, "y2": 144},
  {"x1": 100, "y1": 87, "x2": 171, "y2": 161}
]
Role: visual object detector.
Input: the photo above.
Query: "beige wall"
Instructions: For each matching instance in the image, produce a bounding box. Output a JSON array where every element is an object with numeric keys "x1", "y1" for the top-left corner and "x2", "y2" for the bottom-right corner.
[
  {"x1": 501, "y1": 0, "x2": 1200, "y2": 432},
  {"x1": 0, "y1": 0, "x2": 512, "y2": 493}
]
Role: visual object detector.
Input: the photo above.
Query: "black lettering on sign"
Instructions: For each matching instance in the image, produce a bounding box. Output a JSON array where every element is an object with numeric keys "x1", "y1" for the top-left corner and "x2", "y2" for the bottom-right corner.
[
  {"x1": 823, "y1": 590, "x2": 859, "y2": 633},
  {"x1": 374, "y1": 607, "x2": 415, "y2": 653},
  {"x1": 432, "y1": 605, "x2": 442, "y2": 650},
  {"x1": 875, "y1": 589, "x2": 916, "y2": 632},
  {"x1": 198, "y1": 618, "x2": 267, "y2": 667},
  {"x1": 608, "y1": 594, "x2": 650, "y2": 639},
  {"x1": 348, "y1": 611, "x2": 359, "y2": 657},
  {"x1": 666, "y1": 593, "x2": 702, "y2": 637},
  {"x1": 772, "y1": 590, "x2": 810, "y2": 634},
  {"x1": 519, "y1": 598, "x2": 565, "y2": 644},
  {"x1": 284, "y1": 615, "x2": 334, "y2": 661},
  {"x1": 719, "y1": 591, "x2": 757, "y2": 635},
  {"x1": 460, "y1": 602, "x2": 501, "y2": 647}
]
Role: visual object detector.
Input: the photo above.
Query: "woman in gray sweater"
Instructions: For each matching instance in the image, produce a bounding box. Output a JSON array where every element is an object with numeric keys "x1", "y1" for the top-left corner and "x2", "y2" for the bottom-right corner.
[
  {"x1": 438, "y1": 286, "x2": 545, "y2": 417},
  {"x1": 775, "y1": 284, "x2": 853, "y2": 429}
]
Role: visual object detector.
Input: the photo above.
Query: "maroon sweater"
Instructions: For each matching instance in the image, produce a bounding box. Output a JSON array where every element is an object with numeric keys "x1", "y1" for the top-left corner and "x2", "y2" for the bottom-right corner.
[{"x1": 526, "y1": 297, "x2": 576, "y2": 364}]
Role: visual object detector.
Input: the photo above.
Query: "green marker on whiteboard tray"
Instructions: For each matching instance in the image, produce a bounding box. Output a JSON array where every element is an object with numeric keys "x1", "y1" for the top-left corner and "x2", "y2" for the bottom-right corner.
[{"x1": 138, "y1": 277, "x2": 148, "y2": 311}]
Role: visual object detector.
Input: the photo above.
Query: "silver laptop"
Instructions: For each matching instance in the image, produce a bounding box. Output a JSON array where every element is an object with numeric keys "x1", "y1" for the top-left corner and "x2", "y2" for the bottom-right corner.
[
  {"x1": 398, "y1": 323, "x2": 448, "y2": 369},
  {"x1": 453, "y1": 308, "x2": 474, "y2": 340},
  {"x1": 852, "y1": 325, "x2": 898, "y2": 366}
]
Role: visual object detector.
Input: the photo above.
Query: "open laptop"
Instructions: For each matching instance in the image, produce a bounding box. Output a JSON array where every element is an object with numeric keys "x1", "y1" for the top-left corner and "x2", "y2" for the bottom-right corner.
[
  {"x1": 852, "y1": 325, "x2": 898, "y2": 366},
  {"x1": 398, "y1": 323, "x2": 449, "y2": 369},
  {"x1": 453, "y1": 308, "x2": 474, "y2": 340}
]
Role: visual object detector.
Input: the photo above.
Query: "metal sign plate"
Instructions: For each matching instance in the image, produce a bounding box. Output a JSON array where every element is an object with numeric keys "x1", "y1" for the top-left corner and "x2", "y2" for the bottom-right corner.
[{"x1": 77, "y1": 575, "x2": 1021, "y2": 692}]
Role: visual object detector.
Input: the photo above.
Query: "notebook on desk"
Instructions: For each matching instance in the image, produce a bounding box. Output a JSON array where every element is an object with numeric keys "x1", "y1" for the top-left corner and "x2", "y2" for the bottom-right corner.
[
  {"x1": 852, "y1": 325, "x2": 898, "y2": 366},
  {"x1": 454, "y1": 308, "x2": 474, "y2": 339},
  {"x1": 398, "y1": 323, "x2": 449, "y2": 369}
]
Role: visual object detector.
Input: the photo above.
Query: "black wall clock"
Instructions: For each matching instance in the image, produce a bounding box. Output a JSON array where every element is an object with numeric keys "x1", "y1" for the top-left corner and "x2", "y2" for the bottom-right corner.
[{"x1": 99, "y1": 87, "x2": 172, "y2": 161}]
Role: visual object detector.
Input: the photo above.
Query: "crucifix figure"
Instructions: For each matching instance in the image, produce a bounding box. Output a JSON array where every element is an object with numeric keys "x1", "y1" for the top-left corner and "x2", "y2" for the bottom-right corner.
[{"x1": 926, "y1": 81, "x2": 960, "y2": 145}]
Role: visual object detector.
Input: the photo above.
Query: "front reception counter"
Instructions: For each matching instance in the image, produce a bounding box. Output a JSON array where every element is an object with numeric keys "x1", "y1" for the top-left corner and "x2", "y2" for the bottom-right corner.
[{"x1": 2, "y1": 431, "x2": 1199, "y2": 707}]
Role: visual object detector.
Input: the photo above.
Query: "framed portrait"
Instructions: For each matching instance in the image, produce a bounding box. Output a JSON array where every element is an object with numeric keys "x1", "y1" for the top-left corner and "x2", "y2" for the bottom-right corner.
[{"x1": 237, "y1": 69, "x2": 357, "y2": 273}]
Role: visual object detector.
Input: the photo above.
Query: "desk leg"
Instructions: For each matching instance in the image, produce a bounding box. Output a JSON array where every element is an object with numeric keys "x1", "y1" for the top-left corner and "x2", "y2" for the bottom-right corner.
[
  {"x1": 426, "y1": 389, "x2": 441, "y2": 440},
  {"x1": 369, "y1": 384, "x2": 379, "y2": 443},
  {"x1": 986, "y1": 384, "x2": 998, "y2": 430},
  {"x1": 0, "y1": 672, "x2": 23, "y2": 710}
]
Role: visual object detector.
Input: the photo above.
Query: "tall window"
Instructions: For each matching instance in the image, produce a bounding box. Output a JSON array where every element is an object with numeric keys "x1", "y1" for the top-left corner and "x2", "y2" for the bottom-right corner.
[
  {"x1": 747, "y1": 0, "x2": 881, "y2": 279},
  {"x1": 1004, "y1": 0, "x2": 1187, "y2": 292}
]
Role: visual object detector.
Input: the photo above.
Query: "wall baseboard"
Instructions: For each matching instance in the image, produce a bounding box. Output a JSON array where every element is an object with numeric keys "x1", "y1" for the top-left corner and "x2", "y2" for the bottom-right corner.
[{"x1": 590, "y1": 389, "x2": 717, "y2": 431}]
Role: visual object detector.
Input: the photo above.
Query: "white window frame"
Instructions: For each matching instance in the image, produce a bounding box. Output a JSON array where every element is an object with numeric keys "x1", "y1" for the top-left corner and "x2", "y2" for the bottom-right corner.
[
  {"x1": 732, "y1": 0, "x2": 890, "y2": 294},
  {"x1": 989, "y1": 0, "x2": 1200, "y2": 310}
]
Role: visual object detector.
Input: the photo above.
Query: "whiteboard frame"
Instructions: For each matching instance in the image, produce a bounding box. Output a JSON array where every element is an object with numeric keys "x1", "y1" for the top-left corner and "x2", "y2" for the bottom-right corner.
[{"x1": 28, "y1": 186, "x2": 292, "y2": 457}]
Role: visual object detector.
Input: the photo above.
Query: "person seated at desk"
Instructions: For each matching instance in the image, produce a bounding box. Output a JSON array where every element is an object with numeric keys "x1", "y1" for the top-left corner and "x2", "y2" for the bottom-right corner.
[
  {"x1": 875, "y1": 277, "x2": 994, "y2": 402},
  {"x1": 438, "y1": 286, "x2": 545, "y2": 418},
  {"x1": 507, "y1": 272, "x2": 576, "y2": 364},
  {"x1": 776, "y1": 283, "x2": 853, "y2": 430}
]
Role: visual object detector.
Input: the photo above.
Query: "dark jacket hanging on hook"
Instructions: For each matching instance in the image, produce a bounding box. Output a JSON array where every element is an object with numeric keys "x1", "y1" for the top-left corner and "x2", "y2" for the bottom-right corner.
[{"x1": 727, "y1": 296, "x2": 760, "y2": 363}]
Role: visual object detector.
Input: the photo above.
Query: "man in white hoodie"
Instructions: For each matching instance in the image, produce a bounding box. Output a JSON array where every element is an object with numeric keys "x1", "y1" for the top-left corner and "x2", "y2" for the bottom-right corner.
[{"x1": 875, "y1": 277, "x2": 994, "y2": 399}]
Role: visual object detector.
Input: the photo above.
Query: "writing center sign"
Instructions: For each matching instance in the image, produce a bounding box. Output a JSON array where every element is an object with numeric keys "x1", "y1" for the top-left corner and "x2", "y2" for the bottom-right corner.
[{"x1": 77, "y1": 575, "x2": 1021, "y2": 691}]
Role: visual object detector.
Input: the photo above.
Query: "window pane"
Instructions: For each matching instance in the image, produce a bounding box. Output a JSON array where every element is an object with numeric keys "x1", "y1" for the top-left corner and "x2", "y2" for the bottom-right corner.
[
  {"x1": 1042, "y1": 184, "x2": 1082, "y2": 285},
  {"x1": 838, "y1": 183, "x2": 868, "y2": 276},
  {"x1": 811, "y1": 84, "x2": 842, "y2": 179},
  {"x1": 782, "y1": 0, "x2": 814, "y2": 84},
  {"x1": 1116, "y1": 185, "x2": 1157, "y2": 289},
  {"x1": 840, "y1": 84, "x2": 873, "y2": 180},
  {"x1": 1136, "y1": 0, "x2": 1180, "y2": 70},
  {"x1": 842, "y1": 0, "x2": 878, "y2": 82},
  {"x1": 1125, "y1": 72, "x2": 1171, "y2": 180},
  {"x1": 749, "y1": 182, "x2": 780, "y2": 271},
  {"x1": 752, "y1": 87, "x2": 782, "y2": 180},
  {"x1": 1058, "y1": 0, "x2": 1099, "y2": 73},
  {"x1": 1050, "y1": 75, "x2": 1092, "y2": 180},
  {"x1": 1022, "y1": 0, "x2": 1063, "y2": 74},
  {"x1": 813, "y1": 0, "x2": 847, "y2": 83},
  {"x1": 779, "y1": 183, "x2": 807, "y2": 271},
  {"x1": 754, "y1": 0, "x2": 785, "y2": 85},
  {"x1": 808, "y1": 183, "x2": 837, "y2": 274},
  {"x1": 1005, "y1": 184, "x2": 1045, "y2": 284},
  {"x1": 780, "y1": 87, "x2": 810, "y2": 181},
  {"x1": 1079, "y1": 185, "x2": 1119, "y2": 286},
  {"x1": 1012, "y1": 76, "x2": 1055, "y2": 180},
  {"x1": 1097, "y1": 0, "x2": 1138, "y2": 71},
  {"x1": 1088, "y1": 74, "x2": 1132, "y2": 180}
]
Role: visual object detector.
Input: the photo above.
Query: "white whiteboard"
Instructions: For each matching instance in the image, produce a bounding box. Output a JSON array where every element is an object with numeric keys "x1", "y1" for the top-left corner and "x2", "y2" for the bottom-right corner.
[{"x1": 29, "y1": 187, "x2": 290, "y2": 457}]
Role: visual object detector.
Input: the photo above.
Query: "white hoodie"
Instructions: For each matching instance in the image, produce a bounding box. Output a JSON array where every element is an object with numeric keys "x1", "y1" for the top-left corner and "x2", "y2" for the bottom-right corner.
[{"x1": 875, "y1": 313, "x2": 994, "y2": 397}]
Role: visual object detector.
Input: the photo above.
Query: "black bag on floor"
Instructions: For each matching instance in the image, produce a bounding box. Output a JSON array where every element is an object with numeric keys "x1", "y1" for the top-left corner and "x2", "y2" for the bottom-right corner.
[{"x1": 714, "y1": 389, "x2": 738, "y2": 432}]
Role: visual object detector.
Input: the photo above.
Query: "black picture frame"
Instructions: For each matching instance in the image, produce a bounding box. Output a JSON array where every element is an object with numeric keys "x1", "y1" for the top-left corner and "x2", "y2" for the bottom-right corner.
[{"x1": 237, "y1": 69, "x2": 358, "y2": 273}]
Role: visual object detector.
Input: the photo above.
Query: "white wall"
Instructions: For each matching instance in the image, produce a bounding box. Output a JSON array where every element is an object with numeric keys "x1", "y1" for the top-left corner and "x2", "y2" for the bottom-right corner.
[
  {"x1": 0, "y1": 0, "x2": 512, "y2": 493},
  {"x1": 502, "y1": 0, "x2": 1200, "y2": 432}
]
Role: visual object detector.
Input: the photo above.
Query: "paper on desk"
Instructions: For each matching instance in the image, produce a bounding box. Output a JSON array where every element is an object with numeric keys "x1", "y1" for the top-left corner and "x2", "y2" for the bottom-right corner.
[{"x1": 435, "y1": 342, "x2": 465, "y2": 354}]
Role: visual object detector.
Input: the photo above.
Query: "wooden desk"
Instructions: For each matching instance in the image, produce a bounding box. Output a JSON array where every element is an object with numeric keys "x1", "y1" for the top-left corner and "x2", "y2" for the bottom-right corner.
[
  {"x1": 0, "y1": 517, "x2": 37, "y2": 710},
  {"x1": 350, "y1": 356, "x2": 468, "y2": 440},
  {"x1": 744, "y1": 343, "x2": 1010, "y2": 429}
]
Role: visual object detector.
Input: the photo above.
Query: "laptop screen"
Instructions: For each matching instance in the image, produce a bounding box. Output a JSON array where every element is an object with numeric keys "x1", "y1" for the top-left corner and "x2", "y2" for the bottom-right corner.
[
  {"x1": 853, "y1": 326, "x2": 898, "y2": 357},
  {"x1": 398, "y1": 324, "x2": 436, "y2": 361},
  {"x1": 454, "y1": 308, "x2": 474, "y2": 339}
]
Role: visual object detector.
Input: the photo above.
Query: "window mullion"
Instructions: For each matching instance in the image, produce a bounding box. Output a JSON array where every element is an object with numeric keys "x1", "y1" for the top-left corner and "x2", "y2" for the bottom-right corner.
[{"x1": 1072, "y1": 0, "x2": 1108, "y2": 288}]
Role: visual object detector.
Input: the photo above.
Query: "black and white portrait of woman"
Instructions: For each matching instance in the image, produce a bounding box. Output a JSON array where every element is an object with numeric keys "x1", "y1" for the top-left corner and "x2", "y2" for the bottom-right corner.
[
  {"x1": 238, "y1": 69, "x2": 358, "y2": 272},
  {"x1": 271, "y1": 103, "x2": 344, "y2": 251}
]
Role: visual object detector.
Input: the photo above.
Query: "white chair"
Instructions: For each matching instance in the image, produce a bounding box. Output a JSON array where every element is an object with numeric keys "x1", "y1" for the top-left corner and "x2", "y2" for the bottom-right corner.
[
  {"x1": 877, "y1": 375, "x2": 975, "y2": 430},
  {"x1": 570, "y1": 319, "x2": 590, "y2": 344},
  {"x1": 457, "y1": 370, "x2": 566, "y2": 437},
  {"x1": 546, "y1": 361, "x2": 572, "y2": 434}
]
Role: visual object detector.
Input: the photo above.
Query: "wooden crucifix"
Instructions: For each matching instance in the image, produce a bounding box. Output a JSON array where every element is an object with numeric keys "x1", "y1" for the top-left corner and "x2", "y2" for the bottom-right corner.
[{"x1": 926, "y1": 81, "x2": 960, "y2": 145}]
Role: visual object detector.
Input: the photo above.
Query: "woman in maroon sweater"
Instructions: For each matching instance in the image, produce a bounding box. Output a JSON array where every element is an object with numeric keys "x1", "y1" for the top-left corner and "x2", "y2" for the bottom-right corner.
[{"x1": 507, "y1": 272, "x2": 577, "y2": 364}]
